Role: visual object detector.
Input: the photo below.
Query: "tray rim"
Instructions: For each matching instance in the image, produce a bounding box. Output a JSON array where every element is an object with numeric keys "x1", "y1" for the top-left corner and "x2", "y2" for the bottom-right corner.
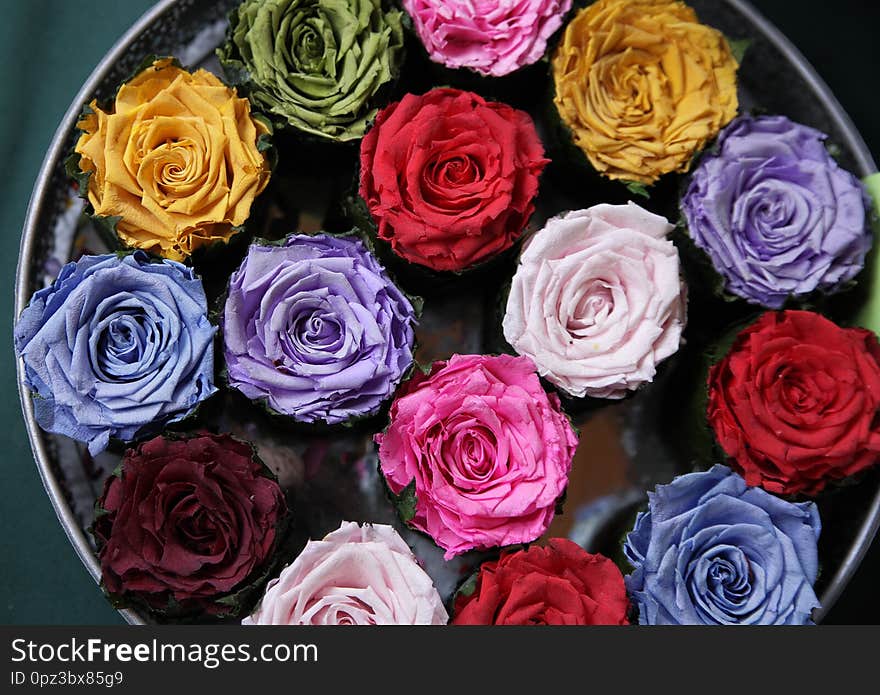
[{"x1": 14, "y1": 0, "x2": 880, "y2": 626}]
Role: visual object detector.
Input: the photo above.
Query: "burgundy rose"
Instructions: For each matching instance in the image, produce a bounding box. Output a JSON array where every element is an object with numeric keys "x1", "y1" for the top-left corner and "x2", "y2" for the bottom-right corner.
[{"x1": 93, "y1": 432, "x2": 287, "y2": 616}]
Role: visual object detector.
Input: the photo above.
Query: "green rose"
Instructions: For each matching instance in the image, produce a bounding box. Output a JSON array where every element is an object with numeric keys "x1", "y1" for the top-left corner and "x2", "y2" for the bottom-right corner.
[{"x1": 218, "y1": 0, "x2": 405, "y2": 142}]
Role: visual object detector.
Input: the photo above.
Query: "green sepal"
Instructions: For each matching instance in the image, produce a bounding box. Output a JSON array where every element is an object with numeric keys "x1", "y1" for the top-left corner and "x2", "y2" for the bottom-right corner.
[
  {"x1": 251, "y1": 111, "x2": 279, "y2": 173},
  {"x1": 64, "y1": 151, "x2": 91, "y2": 196},
  {"x1": 625, "y1": 181, "x2": 651, "y2": 200},
  {"x1": 65, "y1": 99, "x2": 104, "y2": 198},
  {"x1": 727, "y1": 37, "x2": 752, "y2": 64},
  {"x1": 613, "y1": 505, "x2": 647, "y2": 575},
  {"x1": 93, "y1": 215, "x2": 125, "y2": 248},
  {"x1": 257, "y1": 131, "x2": 273, "y2": 153},
  {"x1": 554, "y1": 486, "x2": 569, "y2": 517},
  {"x1": 413, "y1": 360, "x2": 435, "y2": 376},
  {"x1": 456, "y1": 571, "x2": 479, "y2": 600},
  {"x1": 449, "y1": 567, "x2": 482, "y2": 616},
  {"x1": 393, "y1": 480, "x2": 418, "y2": 524}
]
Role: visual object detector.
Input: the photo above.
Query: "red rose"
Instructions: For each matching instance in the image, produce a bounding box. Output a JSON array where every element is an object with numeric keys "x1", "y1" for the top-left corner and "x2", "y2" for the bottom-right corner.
[
  {"x1": 707, "y1": 310, "x2": 880, "y2": 496},
  {"x1": 452, "y1": 539, "x2": 630, "y2": 625},
  {"x1": 93, "y1": 432, "x2": 287, "y2": 616},
  {"x1": 359, "y1": 88, "x2": 548, "y2": 272}
]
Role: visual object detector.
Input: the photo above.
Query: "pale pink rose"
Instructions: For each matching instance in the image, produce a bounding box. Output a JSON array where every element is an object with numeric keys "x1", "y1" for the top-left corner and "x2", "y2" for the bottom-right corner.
[
  {"x1": 503, "y1": 203, "x2": 687, "y2": 400},
  {"x1": 242, "y1": 522, "x2": 448, "y2": 625},
  {"x1": 376, "y1": 354, "x2": 577, "y2": 559},
  {"x1": 402, "y1": 0, "x2": 572, "y2": 77}
]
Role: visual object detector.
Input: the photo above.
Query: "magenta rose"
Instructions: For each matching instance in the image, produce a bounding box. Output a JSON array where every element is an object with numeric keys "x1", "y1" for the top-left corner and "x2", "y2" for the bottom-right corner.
[
  {"x1": 376, "y1": 354, "x2": 578, "y2": 559},
  {"x1": 403, "y1": 0, "x2": 573, "y2": 77}
]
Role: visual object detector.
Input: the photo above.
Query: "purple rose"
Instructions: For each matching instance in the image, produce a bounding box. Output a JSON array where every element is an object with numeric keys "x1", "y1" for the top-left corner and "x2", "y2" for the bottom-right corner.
[
  {"x1": 222, "y1": 233, "x2": 417, "y2": 424},
  {"x1": 681, "y1": 114, "x2": 872, "y2": 308}
]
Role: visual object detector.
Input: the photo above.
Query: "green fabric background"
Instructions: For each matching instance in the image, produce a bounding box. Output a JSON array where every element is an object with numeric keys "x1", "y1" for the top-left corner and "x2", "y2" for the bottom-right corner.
[{"x1": 1, "y1": 0, "x2": 879, "y2": 625}]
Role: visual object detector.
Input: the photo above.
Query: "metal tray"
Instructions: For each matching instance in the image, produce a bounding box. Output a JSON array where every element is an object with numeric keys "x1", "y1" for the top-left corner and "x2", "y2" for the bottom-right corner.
[{"x1": 15, "y1": 0, "x2": 880, "y2": 625}]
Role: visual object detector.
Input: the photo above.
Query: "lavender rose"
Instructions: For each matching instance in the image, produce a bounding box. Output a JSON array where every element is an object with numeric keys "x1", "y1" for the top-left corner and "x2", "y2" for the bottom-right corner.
[
  {"x1": 403, "y1": 0, "x2": 572, "y2": 77},
  {"x1": 503, "y1": 203, "x2": 687, "y2": 400},
  {"x1": 15, "y1": 252, "x2": 216, "y2": 454},
  {"x1": 681, "y1": 114, "x2": 872, "y2": 308},
  {"x1": 243, "y1": 522, "x2": 448, "y2": 625},
  {"x1": 222, "y1": 233, "x2": 417, "y2": 424}
]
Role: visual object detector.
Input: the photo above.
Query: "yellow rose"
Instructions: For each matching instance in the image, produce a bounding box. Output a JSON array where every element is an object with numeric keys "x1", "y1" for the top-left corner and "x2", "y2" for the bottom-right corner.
[
  {"x1": 552, "y1": 0, "x2": 739, "y2": 185},
  {"x1": 74, "y1": 58, "x2": 271, "y2": 260}
]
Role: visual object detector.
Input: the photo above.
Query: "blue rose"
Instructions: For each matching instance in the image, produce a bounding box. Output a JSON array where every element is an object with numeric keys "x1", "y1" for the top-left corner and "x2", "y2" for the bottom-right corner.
[
  {"x1": 15, "y1": 252, "x2": 216, "y2": 454},
  {"x1": 624, "y1": 465, "x2": 821, "y2": 625}
]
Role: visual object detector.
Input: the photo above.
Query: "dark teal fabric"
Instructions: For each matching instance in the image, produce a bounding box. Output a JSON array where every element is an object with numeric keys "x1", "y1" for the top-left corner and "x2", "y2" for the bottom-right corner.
[
  {"x1": 0, "y1": 0, "x2": 878, "y2": 624},
  {"x1": 1, "y1": 1, "x2": 154, "y2": 625}
]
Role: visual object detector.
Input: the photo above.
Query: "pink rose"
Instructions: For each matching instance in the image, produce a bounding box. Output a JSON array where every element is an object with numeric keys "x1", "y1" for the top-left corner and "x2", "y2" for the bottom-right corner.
[
  {"x1": 503, "y1": 203, "x2": 687, "y2": 400},
  {"x1": 376, "y1": 354, "x2": 578, "y2": 559},
  {"x1": 242, "y1": 522, "x2": 448, "y2": 625},
  {"x1": 402, "y1": 0, "x2": 572, "y2": 77}
]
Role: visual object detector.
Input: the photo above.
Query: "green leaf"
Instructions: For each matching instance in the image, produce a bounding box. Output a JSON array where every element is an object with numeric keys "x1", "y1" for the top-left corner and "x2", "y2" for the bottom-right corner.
[
  {"x1": 625, "y1": 181, "x2": 651, "y2": 199},
  {"x1": 727, "y1": 37, "x2": 752, "y2": 64},
  {"x1": 64, "y1": 152, "x2": 91, "y2": 196},
  {"x1": 93, "y1": 215, "x2": 124, "y2": 244},
  {"x1": 395, "y1": 480, "x2": 417, "y2": 524},
  {"x1": 457, "y1": 572, "x2": 479, "y2": 599},
  {"x1": 407, "y1": 292, "x2": 424, "y2": 318},
  {"x1": 256, "y1": 132, "x2": 273, "y2": 153},
  {"x1": 414, "y1": 360, "x2": 434, "y2": 376}
]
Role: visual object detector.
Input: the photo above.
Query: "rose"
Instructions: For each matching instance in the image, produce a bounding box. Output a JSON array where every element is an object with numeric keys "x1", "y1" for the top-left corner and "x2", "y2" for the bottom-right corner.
[
  {"x1": 93, "y1": 432, "x2": 287, "y2": 616},
  {"x1": 402, "y1": 0, "x2": 572, "y2": 77},
  {"x1": 624, "y1": 465, "x2": 821, "y2": 625},
  {"x1": 375, "y1": 354, "x2": 578, "y2": 559},
  {"x1": 14, "y1": 252, "x2": 216, "y2": 454},
  {"x1": 218, "y1": 0, "x2": 405, "y2": 142},
  {"x1": 707, "y1": 310, "x2": 880, "y2": 496},
  {"x1": 681, "y1": 115, "x2": 872, "y2": 308},
  {"x1": 453, "y1": 539, "x2": 629, "y2": 625},
  {"x1": 359, "y1": 88, "x2": 548, "y2": 272},
  {"x1": 552, "y1": 0, "x2": 739, "y2": 185},
  {"x1": 503, "y1": 203, "x2": 686, "y2": 400},
  {"x1": 72, "y1": 58, "x2": 271, "y2": 261},
  {"x1": 243, "y1": 522, "x2": 447, "y2": 624},
  {"x1": 222, "y1": 233, "x2": 417, "y2": 425}
]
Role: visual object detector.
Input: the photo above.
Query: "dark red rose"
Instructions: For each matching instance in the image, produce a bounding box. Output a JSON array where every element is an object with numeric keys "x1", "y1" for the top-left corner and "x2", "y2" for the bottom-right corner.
[
  {"x1": 452, "y1": 539, "x2": 629, "y2": 625},
  {"x1": 359, "y1": 87, "x2": 548, "y2": 272},
  {"x1": 707, "y1": 310, "x2": 880, "y2": 496},
  {"x1": 93, "y1": 432, "x2": 287, "y2": 616}
]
